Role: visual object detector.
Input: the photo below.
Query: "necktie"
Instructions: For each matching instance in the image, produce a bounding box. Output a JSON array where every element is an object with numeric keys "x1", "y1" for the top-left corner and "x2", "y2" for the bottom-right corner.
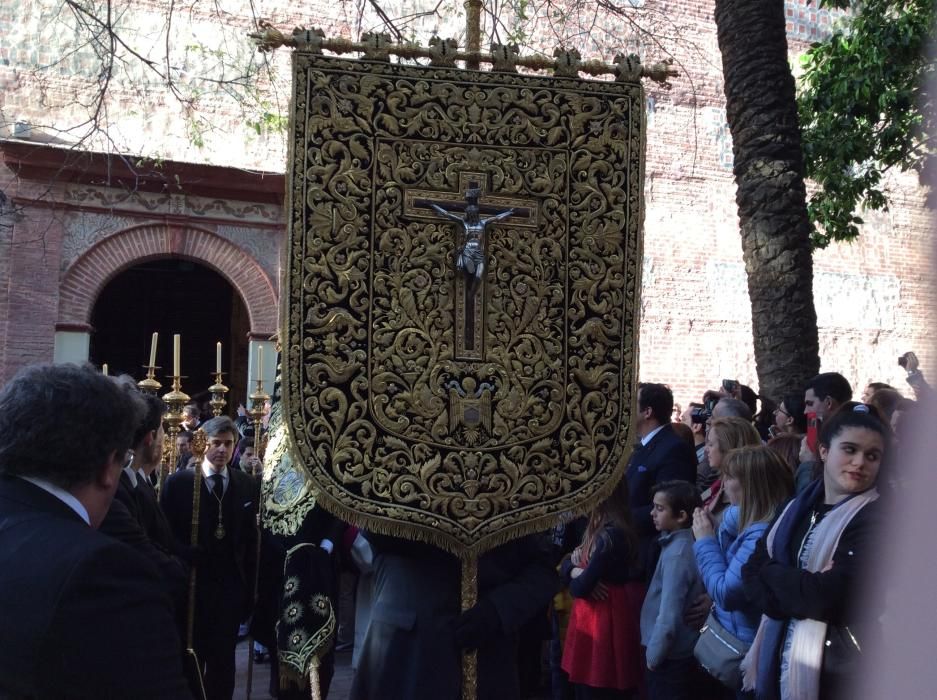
[
  {"x1": 210, "y1": 473, "x2": 224, "y2": 500},
  {"x1": 209, "y1": 473, "x2": 227, "y2": 540}
]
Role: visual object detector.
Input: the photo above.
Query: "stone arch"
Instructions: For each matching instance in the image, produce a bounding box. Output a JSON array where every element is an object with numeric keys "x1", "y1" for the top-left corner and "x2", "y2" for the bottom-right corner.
[{"x1": 57, "y1": 223, "x2": 278, "y2": 336}]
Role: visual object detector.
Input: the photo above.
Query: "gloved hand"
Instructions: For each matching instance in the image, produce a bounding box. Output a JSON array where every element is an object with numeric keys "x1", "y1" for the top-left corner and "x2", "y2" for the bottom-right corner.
[{"x1": 454, "y1": 598, "x2": 501, "y2": 650}]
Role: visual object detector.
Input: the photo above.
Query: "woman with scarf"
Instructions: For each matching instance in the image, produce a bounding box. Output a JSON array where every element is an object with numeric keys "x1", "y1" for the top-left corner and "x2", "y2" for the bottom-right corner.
[{"x1": 741, "y1": 404, "x2": 888, "y2": 699}]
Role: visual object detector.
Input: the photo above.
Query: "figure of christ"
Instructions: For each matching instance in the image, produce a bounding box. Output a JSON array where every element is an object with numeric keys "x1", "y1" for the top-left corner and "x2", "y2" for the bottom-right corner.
[{"x1": 430, "y1": 188, "x2": 514, "y2": 297}]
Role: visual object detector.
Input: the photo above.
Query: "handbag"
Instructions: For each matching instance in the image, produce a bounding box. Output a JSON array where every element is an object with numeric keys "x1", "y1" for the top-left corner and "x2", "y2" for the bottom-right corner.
[{"x1": 693, "y1": 610, "x2": 751, "y2": 690}]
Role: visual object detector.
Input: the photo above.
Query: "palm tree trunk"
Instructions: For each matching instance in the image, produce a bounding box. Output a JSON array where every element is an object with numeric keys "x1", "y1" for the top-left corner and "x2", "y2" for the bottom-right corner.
[{"x1": 714, "y1": 0, "x2": 820, "y2": 401}]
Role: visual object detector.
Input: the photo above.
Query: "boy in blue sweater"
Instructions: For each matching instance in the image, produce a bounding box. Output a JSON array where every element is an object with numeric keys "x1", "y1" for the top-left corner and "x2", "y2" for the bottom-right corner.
[{"x1": 640, "y1": 480, "x2": 704, "y2": 700}]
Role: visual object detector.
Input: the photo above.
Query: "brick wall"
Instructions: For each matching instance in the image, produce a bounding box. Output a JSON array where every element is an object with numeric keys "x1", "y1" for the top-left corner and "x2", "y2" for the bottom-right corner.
[
  {"x1": 0, "y1": 0, "x2": 933, "y2": 406},
  {"x1": 0, "y1": 201, "x2": 66, "y2": 379}
]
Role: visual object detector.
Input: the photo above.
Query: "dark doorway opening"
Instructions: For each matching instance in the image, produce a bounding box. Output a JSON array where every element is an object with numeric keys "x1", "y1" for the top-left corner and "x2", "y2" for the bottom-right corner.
[{"x1": 89, "y1": 258, "x2": 250, "y2": 414}]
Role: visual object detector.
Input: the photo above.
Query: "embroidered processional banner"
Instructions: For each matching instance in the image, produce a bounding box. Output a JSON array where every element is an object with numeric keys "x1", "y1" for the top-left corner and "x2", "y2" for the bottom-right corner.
[{"x1": 281, "y1": 52, "x2": 646, "y2": 556}]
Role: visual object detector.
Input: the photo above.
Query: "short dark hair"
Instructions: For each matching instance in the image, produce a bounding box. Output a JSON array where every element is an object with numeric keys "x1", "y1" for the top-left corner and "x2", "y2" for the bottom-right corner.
[
  {"x1": 638, "y1": 383, "x2": 673, "y2": 424},
  {"x1": 113, "y1": 377, "x2": 166, "y2": 449},
  {"x1": 0, "y1": 364, "x2": 146, "y2": 489},
  {"x1": 651, "y1": 480, "x2": 701, "y2": 525},
  {"x1": 200, "y1": 415, "x2": 237, "y2": 439},
  {"x1": 739, "y1": 384, "x2": 758, "y2": 416},
  {"x1": 806, "y1": 372, "x2": 853, "y2": 405},
  {"x1": 183, "y1": 404, "x2": 200, "y2": 419}
]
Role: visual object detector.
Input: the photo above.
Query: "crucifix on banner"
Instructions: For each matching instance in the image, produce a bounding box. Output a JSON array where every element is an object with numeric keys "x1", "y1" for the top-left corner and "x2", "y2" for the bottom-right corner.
[{"x1": 404, "y1": 172, "x2": 538, "y2": 361}]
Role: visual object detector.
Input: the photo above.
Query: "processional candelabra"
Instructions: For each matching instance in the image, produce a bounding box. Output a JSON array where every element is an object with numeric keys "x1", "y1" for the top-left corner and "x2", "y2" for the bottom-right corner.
[
  {"x1": 209, "y1": 371, "x2": 229, "y2": 417},
  {"x1": 209, "y1": 341, "x2": 229, "y2": 417},
  {"x1": 245, "y1": 349, "x2": 269, "y2": 700},
  {"x1": 138, "y1": 332, "x2": 162, "y2": 395},
  {"x1": 160, "y1": 334, "x2": 190, "y2": 493},
  {"x1": 248, "y1": 345, "x2": 270, "y2": 458}
]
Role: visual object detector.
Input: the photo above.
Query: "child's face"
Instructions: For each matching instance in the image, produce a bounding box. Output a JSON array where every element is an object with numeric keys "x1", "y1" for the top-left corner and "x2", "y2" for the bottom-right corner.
[
  {"x1": 651, "y1": 493, "x2": 685, "y2": 533},
  {"x1": 724, "y1": 476, "x2": 742, "y2": 505}
]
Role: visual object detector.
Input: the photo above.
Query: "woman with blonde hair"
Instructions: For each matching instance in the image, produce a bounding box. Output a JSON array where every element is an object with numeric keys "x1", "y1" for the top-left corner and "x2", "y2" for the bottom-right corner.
[
  {"x1": 702, "y1": 417, "x2": 762, "y2": 528},
  {"x1": 692, "y1": 446, "x2": 794, "y2": 693}
]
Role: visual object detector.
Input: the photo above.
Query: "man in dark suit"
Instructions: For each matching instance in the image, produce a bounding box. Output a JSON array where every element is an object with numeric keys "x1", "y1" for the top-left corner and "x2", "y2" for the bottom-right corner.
[
  {"x1": 351, "y1": 532, "x2": 558, "y2": 700},
  {"x1": 625, "y1": 382, "x2": 698, "y2": 576},
  {"x1": 100, "y1": 383, "x2": 187, "y2": 614},
  {"x1": 0, "y1": 363, "x2": 192, "y2": 699},
  {"x1": 161, "y1": 415, "x2": 258, "y2": 700}
]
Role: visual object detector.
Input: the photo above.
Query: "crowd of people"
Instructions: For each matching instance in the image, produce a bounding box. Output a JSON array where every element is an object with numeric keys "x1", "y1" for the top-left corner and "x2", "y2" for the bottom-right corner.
[
  {"x1": 551, "y1": 357, "x2": 928, "y2": 700},
  {"x1": 0, "y1": 355, "x2": 925, "y2": 699}
]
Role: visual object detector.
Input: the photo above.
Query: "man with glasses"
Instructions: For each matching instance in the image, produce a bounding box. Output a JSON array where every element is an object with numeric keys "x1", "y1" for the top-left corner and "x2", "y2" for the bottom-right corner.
[{"x1": 0, "y1": 363, "x2": 192, "y2": 698}]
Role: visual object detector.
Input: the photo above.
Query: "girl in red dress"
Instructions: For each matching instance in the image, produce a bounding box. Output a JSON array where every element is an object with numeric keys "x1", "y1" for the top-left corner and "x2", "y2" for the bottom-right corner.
[{"x1": 561, "y1": 480, "x2": 645, "y2": 699}]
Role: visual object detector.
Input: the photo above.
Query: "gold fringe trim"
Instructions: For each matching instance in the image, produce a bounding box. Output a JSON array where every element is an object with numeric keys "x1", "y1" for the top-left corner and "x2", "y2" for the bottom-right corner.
[{"x1": 304, "y1": 447, "x2": 632, "y2": 557}]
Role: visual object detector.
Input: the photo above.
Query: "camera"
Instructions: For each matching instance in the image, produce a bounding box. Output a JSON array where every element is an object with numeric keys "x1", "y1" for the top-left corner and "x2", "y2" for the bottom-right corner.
[
  {"x1": 690, "y1": 398, "x2": 717, "y2": 425},
  {"x1": 722, "y1": 378, "x2": 740, "y2": 394},
  {"x1": 898, "y1": 354, "x2": 908, "y2": 369}
]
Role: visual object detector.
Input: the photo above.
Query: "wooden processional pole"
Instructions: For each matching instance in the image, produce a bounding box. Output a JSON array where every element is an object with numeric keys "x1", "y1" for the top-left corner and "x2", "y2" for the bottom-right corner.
[
  {"x1": 461, "y1": 3, "x2": 483, "y2": 697},
  {"x1": 186, "y1": 429, "x2": 209, "y2": 700},
  {"x1": 464, "y1": 0, "x2": 482, "y2": 70},
  {"x1": 460, "y1": 3, "x2": 482, "y2": 697}
]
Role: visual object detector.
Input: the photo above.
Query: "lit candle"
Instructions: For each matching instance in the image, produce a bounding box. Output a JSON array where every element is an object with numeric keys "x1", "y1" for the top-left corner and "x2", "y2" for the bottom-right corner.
[
  {"x1": 149, "y1": 332, "x2": 158, "y2": 368},
  {"x1": 102, "y1": 363, "x2": 108, "y2": 376},
  {"x1": 173, "y1": 334, "x2": 181, "y2": 377},
  {"x1": 257, "y1": 345, "x2": 264, "y2": 385},
  {"x1": 216, "y1": 341, "x2": 222, "y2": 374}
]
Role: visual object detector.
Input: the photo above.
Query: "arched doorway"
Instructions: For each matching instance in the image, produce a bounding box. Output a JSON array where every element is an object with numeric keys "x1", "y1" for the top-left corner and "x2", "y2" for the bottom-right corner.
[{"x1": 89, "y1": 259, "x2": 250, "y2": 411}]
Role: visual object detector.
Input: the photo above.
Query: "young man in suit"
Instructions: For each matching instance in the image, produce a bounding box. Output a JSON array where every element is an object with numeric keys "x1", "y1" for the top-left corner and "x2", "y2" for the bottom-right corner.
[
  {"x1": 804, "y1": 371, "x2": 853, "y2": 422},
  {"x1": 161, "y1": 415, "x2": 258, "y2": 700},
  {"x1": 99, "y1": 383, "x2": 188, "y2": 615},
  {"x1": 0, "y1": 363, "x2": 192, "y2": 699},
  {"x1": 625, "y1": 382, "x2": 698, "y2": 577}
]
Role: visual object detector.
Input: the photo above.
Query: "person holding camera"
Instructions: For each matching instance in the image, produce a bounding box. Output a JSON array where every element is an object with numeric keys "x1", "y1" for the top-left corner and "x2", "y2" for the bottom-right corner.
[{"x1": 680, "y1": 403, "x2": 708, "y2": 465}]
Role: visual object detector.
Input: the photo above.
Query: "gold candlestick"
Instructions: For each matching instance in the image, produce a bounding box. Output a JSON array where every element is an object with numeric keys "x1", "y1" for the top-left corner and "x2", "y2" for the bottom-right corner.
[
  {"x1": 248, "y1": 377, "x2": 270, "y2": 460},
  {"x1": 209, "y1": 371, "x2": 229, "y2": 417},
  {"x1": 161, "y1": 374, "x2": 191, "y2": 492},
  {"x1": 140, "y1": 331, "x2": 162, "y2": 395},
  {"x1": 138, "y1": 364, "x2": 163, "y2": 395}
]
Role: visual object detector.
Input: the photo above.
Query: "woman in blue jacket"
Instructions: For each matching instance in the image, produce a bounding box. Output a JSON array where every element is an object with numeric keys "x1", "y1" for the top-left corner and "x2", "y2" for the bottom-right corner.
[{"x1": 692, "y1": 446, "x2": 794, "y2": 694}]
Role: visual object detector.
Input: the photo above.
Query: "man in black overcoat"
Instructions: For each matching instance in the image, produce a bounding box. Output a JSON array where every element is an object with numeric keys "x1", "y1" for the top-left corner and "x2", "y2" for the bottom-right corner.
[
  {"x1": 161, "y1": 415, "x2": 259, "y2": 700},
  {"x1": 625, "y1": 382, "x2": 698, "y2": 576},
  {"x1": 350, "y1": 531, "x2": 558, "y2": 700},
  {"x1": 0, "y1": 363, "x2": 192, "y2": 699},
  {"x1": 99, "y1": 384, "x2": 187, "y2": 612}
]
